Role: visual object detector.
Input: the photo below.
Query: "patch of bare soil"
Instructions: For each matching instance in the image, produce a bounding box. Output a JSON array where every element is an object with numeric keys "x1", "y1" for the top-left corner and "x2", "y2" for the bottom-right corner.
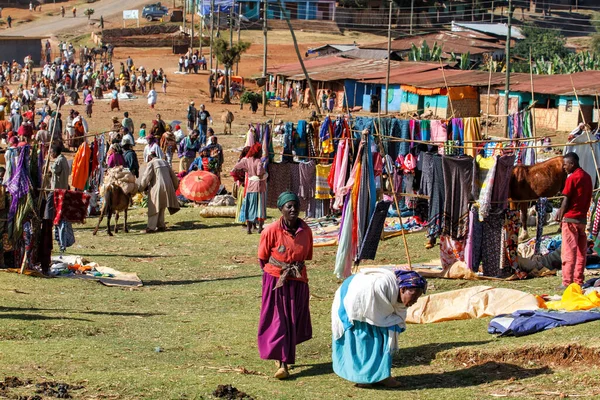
[{"x1": 448, "y1": 344, "x2": 600, "y2": 368}]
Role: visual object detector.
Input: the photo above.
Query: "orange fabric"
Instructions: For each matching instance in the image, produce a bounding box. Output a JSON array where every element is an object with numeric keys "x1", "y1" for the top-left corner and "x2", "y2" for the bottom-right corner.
[
  {"x1": 258, "y1": 217, "x2": 313, "y2": 283},
  {"x1": 71, "y1": 142, "x2": 91, "y2": 190},
  {"x1": 448, "y1": 86, "x2": 478, "y2": 100},
  {"x1": 401, "y1": 85, "x2": 446, "y2": 96}
]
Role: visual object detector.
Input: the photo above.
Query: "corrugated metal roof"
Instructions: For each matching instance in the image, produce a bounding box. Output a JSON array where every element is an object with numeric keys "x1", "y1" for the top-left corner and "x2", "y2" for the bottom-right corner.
[
  {"x1": 451, "y1": 22, "x2": 525, "y2": 40},
  {"x1": 362, "y1": 69, "x2": 516, "y2": 88},
  {"x1": 307, "y1": 44, "x2": 358, "y2": 54},
  {"x1": 508, "y1": 71, "x2": 600, "y2": 96},
  {"x1": 361, "y1": 31, "x2": 505, "y2": 56},
  {"x1": 340, "y1": 49, "x2": 390, "y2": 60},
  {"x1": 268, "y1": 56, "x2": 442, "y2": 82}
]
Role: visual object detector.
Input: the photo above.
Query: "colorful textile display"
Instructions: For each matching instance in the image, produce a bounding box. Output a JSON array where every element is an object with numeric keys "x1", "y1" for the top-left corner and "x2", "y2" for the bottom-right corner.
[
  {"x1": 315, "y1": 164, "x2": 332, "y2": 200},
  {"x1": 535, "y1": 198, "x2": 548, "y2": 254},
  {"x1": 441, "y1": 156, "x2": 473, "y2": 240},
  {"x1": 358, "y1": 200, "x2": 391, "y2": 261},
  {"x1": 53, "y1": 190, "x2": 92, "y2": 226},
  {"x1": 71, "y1": 142, "x2": 91, "y2": 190}
]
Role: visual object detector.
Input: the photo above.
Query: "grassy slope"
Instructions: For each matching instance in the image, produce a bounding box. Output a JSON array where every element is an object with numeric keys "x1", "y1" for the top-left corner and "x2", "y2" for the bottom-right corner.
[{"x1": 0, "y1": 207, "x2": 599, "y2": 399}]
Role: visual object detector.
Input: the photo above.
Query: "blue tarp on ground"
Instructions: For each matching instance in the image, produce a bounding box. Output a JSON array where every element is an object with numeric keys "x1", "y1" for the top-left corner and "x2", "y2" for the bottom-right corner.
[{"x1": 488, "y1": 309, "x2": 600, "y2": 337}]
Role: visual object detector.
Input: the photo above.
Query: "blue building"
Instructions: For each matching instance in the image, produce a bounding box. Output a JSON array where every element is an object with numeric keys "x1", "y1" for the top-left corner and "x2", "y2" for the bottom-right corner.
[
  {"x1": 238, "y1": 0, "x2": 336, "y2": 21},
  {"x1": 187, "y1": 0, "x2": 335, "y2": 21}
]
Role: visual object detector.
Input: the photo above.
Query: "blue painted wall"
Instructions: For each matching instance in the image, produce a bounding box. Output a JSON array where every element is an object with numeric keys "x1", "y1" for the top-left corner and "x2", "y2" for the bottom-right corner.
[{"x1": 379, "y1": 85, "x2": 401, "y2": 112}]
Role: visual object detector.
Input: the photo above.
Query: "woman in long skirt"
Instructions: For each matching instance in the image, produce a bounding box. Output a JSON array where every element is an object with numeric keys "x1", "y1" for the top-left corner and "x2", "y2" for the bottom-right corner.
[
  {"x1": 232, "y1": 143, "x2": 267, "y2": 234},
  {"x1": 332, "y1": 269, "x2": 426, "y2": 388},
  {"x1": 257, "y1": 192, "x2": 313, "y2": 379}
]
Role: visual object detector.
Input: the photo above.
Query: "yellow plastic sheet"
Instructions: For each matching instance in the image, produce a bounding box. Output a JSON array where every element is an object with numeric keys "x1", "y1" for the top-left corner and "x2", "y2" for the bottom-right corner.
[{"x1": 545, "y1": 283, "x2": 600, "y2": 311}]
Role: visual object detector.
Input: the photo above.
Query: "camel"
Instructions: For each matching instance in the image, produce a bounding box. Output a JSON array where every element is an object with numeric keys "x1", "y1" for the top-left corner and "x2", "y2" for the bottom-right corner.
[
  {"x1": 93, "y1": 184, "x2": 132, "y2": 236},
  {"x1": 509, "y1": 155, "x2": 567, "y2": 241},
  {"x1": 221, "y1": 110, "x2": 234, "y2": 135}
]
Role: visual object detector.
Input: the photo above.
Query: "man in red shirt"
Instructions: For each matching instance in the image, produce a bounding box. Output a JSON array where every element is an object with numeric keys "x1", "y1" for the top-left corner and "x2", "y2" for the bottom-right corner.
[{"x1": 556, "y1": 152, "x2": 593, "y2": 288}]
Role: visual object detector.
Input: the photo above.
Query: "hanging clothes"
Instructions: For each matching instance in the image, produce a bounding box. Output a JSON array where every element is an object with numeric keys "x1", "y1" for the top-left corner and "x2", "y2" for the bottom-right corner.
[
  {"x1": 427, "y1": 154, "x2": 444, "y2": 242},
  {"x1": 398, "y1": 119, "x2": 410, "y2": 157},
  {"x1": 6, "y1": 146, "x2": 31, "y2": 220},
  {"x1": 430, "y1": 120, "x2": 447, "y2": 155},
  {"x1": 481, "y1": 209, "x2": 505, "y2": 277},
  {"x1": 319, "y1": 116, "x2": 334, "y2": 154},
  {"x1": 535, "y1": 198, "x2": 548, "y2": 254},
  {"x1": 54, "y1": 220, "x2": 75, "y2": 252},
  {"x1": 71, "y1": 142, "x2": 91, "y2": 191},
  {"x1": 441, "y1": 156, "x2": 474, "y2": 240},
  {"x1": 502, "y1": 210, "x2": 522, "y2": 276},
  {"x1": 266, "y1": 162, "x2": 300, "y2": 209},
  {"x1": 420, "y1": 120, "x2": 431, "y2": 142},
  {"x1": 463, "y1": 117, "x2": 481, "y2": 158},
  {"x1": 298, "y1": 160, "x2": 316, "y2": 201},
  {"x1": 490, "y1": 154, "x2": 515, "y2": 211},
  {"x1": 334, "y1": 192, "x2": 355, "y2": 279},
  {"x1": 283, "y1": 122, "x2": 294, "y2": 162},
  {"x1": 315, "y1": 164, "x2": 332, "y2": 200},
  {"x1": 465, "y1": 206, "x2": 483, "y2": 271},
  {"x1": 564, "y1": 133, "x2": 600, "y2": 187},
  {"x1": 358, "y1": 200, "x2": 391, "y2": 261},
  {"x1": 331, "y1": 139, "x2": 350, "y2": 211},
  {"x1": 477, "y1": 155, "x2": 498, "y2": 222},
  {"x1": 53, "y1": 189, "x2": 92, "y2": 226},
  {"x1": 440, "y1": 235, "x2": 466, "y2": 269},
  {"x1": 295, "y1": 120, "x2": 308, "y2": 158}
]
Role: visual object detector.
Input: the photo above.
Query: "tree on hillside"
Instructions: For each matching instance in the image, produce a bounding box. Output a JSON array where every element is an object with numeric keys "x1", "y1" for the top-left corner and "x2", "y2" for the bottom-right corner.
[
  {"x1": 214, "y1": 38, "x2": 251, "y2": 104},
  {"x1": 513, "y1": 24, "x2": 569, "y2": 61}
]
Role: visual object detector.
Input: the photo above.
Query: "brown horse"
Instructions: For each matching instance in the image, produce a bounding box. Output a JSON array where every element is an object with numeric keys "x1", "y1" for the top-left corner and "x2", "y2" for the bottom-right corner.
[
  {"x1": 93, "y1": 184, "x2": 132, "y2": 236},
  {"x1": 509, "y1": 155, "x2": 567, "y2": 241}
]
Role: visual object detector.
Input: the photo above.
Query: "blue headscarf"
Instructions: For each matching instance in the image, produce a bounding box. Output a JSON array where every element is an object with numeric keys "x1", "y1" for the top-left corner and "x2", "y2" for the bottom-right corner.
[{"x1": 394, "y1": 270, "x2": 427, "y2": 294}]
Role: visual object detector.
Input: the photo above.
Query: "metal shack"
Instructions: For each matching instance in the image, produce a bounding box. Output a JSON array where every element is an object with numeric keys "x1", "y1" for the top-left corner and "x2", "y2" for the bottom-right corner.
[{"x1": 0, "y1": 36, "x2": 48, "y2": 66}]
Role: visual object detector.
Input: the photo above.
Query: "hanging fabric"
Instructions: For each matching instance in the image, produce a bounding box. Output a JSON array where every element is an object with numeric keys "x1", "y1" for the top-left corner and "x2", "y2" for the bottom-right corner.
[
  {"x1": 440, "y1": 235, "x2": 466, "y2": 269},
  {"x1": 535, "y1": 197, "x2": 548, "y2": 254},
  {"x1": 441, "y1": 155, "x2": 474, "y2": 240},
  {"x1": 427, "y1": 154, "x2": 444, "y2": 243},
  {"x1": 463, "y1": 117, "x2": 481, "y2": 158},
  {"x1": 319, "y1": 116, "x2": 334, "y2": 155},
  {"x1": 295, "y1": 120, "x2": 308, "y2": 158},
  {"x1": 430, "y1": 120, "x2": 447, "y2": 155},
  {"x1": 358, "y1": 200, "x2": 391, "y2": 261},
  {"x1": 283, "y1": 122, "x2": 294, "y2": 162}
]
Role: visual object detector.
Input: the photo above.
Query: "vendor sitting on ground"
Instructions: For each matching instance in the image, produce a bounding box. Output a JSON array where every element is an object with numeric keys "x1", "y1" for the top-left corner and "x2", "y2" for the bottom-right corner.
[{"x1": 332, "y1": 269, "x2": 427, "y2": 388}]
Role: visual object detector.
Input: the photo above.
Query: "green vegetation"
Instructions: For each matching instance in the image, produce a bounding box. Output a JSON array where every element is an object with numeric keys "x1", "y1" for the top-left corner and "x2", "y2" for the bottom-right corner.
[
  {"x1": 0, "y1": 207, "x2": 598, "y2": 399},
  {"x1": 409, "y1": 41, "x2": 442, "y2": 62},
  {"x1": 214, "y1": 38, "x2": 251, "y2": 104}
]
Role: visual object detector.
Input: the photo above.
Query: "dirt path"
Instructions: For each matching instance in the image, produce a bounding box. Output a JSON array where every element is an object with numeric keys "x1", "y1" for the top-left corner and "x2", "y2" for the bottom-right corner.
[{"x1": 0, "y1": 0, "x2": 153, "y2": 37}]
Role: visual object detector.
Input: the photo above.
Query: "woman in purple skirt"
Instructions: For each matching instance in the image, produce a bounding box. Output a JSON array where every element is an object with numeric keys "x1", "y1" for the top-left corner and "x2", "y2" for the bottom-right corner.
[{"x1": 257, "y1": 192, "x2": 313, "y2": 379}]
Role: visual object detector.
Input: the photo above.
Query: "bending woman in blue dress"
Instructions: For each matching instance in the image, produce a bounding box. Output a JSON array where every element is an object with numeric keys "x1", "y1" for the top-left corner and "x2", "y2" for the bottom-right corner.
[{"x1": 331, "y1": 269, "x2": 426, "y2": 388}]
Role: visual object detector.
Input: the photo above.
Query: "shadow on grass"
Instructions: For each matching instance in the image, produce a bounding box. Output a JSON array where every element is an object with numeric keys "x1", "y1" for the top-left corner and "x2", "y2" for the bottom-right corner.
[
  {"x1": 144, "y1": 274, "x2": 262, "y2": 286},
  {"x1": 0, "y1": 313, "x2": 92, "y2": 322},
  {"x1": 0, "y1": 307, "x2": 164, "y2": 317},
  {"x1": 394, "y1": 341, "x2": 492, "y2": 367},
  {"x1": 289, "y1": 362, "x2": 333, "y2": 379},
  {"x1": 391, "y1": 362, "x2": 552, "y2": 391}
]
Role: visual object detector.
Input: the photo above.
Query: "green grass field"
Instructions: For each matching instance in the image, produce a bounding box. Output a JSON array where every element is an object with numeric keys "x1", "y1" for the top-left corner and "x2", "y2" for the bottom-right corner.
[{"x1": 1, "y1": 207, "x2": 599, "y2": 399}]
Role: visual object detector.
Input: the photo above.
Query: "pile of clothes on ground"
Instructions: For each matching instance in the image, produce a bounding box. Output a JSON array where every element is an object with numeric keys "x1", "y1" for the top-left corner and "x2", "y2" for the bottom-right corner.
[{"x1": 48, "y1": 255, "x2": 142, "y2": 287}]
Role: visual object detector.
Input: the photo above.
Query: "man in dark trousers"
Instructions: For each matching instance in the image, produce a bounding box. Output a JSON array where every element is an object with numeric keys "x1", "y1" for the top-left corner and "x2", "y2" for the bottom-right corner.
[{"x1": 556, "y1": 152, "x2": 593, "y2": 289}]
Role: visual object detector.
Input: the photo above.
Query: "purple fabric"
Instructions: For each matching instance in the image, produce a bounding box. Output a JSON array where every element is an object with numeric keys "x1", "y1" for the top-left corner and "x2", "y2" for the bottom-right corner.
[
  {"x1": 257, "y1": 272, "x2": 312, "y2": 364},
  {"x1": 7, "y1": 146, "x2": 31, "y2": 219},
  {"x1": 490, "y1": 155, "x2": 515, "y2": 210}
]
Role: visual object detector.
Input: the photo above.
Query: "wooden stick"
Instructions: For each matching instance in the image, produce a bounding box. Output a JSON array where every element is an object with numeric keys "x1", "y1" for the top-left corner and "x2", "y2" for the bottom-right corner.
[
  {"x1": 485, "y1": 58, "x2": 493, "y2": 137},
  {"x1": 570, "y1": 75, "x2": 600, "y2": 186},
  {"x1": 373, "y1": 117, "x2": 412, "y2": 267},
  {"x1": 529, "y1": 47, "x2": 537, "y2": 141},
  {"x1": 440, "y1": 60, "x2": 455, "y2": 118}
]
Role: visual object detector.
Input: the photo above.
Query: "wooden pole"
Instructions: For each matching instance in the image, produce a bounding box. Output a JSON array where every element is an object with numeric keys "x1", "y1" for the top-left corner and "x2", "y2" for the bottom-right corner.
[
  {"x1": 485, "y1": 57, "x2": 492, "y2": 137},
  {"x1": 384, "y1": 0, "x2": 392, "y2": 115},
  {"x1": 440, "y1": 60, "x2": 454, "y2": 117},
  {"x1": 191, "y1": 0, "x2": 195, "y2": 52},
  {"x1": 529, "y1": 47, "x2": 537, "y2": 140},
  {"x1": 504, "y1": 0, "x2": 513, "y2": 137},
  {"x1": 262, "y1": 0, "x2": 267, "y2": 116},
  {"x1": 373, "y1": 117, "x2": 412, "y2": 267},
  {"x1": 199, "y1": 0, "x2": 204, "y2": 56},
  {"x1": 570, "y1": 75, "x2": 600, "y2": 185},
  {"x1": 277, "y1": 0, "x2": 319, "y2": 115},
  {"x1": 209, "y1": 0, "x2": 214, "y2": 72}
]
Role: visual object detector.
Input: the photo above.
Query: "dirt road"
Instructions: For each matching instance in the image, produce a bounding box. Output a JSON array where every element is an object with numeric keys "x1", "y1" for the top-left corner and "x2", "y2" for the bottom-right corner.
[{"x1": 0, "y1": 0, "x2": 153, "y2": 37}]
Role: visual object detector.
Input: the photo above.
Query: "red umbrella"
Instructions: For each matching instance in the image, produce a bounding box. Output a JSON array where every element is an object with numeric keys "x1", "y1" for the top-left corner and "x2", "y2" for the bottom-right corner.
[{"x1": 179, "y1": 170, "x2": 220, "y2": 202}]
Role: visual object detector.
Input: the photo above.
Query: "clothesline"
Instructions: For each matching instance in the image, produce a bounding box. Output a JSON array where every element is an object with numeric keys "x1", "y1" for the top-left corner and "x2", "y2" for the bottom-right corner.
[{"x1": 268, "y1": 151, "x2": 333, "y2": 161}]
